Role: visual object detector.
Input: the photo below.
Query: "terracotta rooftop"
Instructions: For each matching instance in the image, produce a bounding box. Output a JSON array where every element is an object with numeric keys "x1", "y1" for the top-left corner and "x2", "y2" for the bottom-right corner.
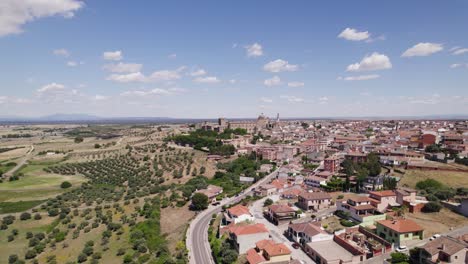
[
  {"x1": 269, "y1": 204, "x2": 296, "y2": 214},
  {"x1": 288, "y1": 221, "x2": 327, "y2": 237},
  {"x1": 348, "y1": 196, "x2": 372, "y2": 203},
  {"x1": 246, "y1": 248, "x2": 266, "y2": 264},
  {"x1": 353, "y1": 204, "x2": 376, "y2": 211},
  {"x1": 377, "y1": 219, "x2": 423, "y2": 233},
  {"x1": 229, "y1": 223, "x2": 269, "y2": 236},
  {"x1": 299, "y1": 191, "x2": 332, "y2": 200},
  {"x1": 264, "y1": 242, "x2": 292, "y2": 257},
  {"x1": 422, "y1": 236, "x2": 467, "y2": 256},
  {"x1": 228, "y1": 204, "x2": 251, "y2": 217},
  {"x1": 369, "y1": 190, "x2": 396, "y2": 197}
]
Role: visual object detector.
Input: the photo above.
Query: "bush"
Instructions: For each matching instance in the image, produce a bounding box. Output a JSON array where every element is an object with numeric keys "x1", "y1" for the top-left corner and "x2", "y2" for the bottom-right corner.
[
  {"x1": 263, "y1": 198, "x2": 274, "y2": 207},
  {"x1": 416, "y1": 179, "x2": 443, "y2": 190},
  {"x1": 25, "y1": 249, "x2": 37, "y2": 259},
  {"x1": 34, "y1": 213, "x2": 42, "y2": 220},
  {"x1": 20, "y1": 212, "x2": 31, "y2": 220},
  {"x1": 8, "y1": 255, "x2": 18, "y2": 264},
  {"x1": 390, "y1": 252, "x2": 409, "y2": 263},
  {"x1": 423, "y1": 202, "x2": 442, "y2": 213},
  {"x1": 340, "y1": 219, "x2": 357, "y2": 227},
  {"x1": 77, "y1": 253, "x2": 87, "y2": 263},
  {"x1": 60, "y1": 181, "x2": 72, "y2": 189}
]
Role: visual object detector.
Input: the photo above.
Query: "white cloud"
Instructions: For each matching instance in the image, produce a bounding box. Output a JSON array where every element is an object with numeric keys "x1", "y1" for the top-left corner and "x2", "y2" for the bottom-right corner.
[
  {"x1": 37, "y1": 83, "x2": 65, "y2": 93},
  {"x1": 346, "y1": 52, "x2": 392, "y2": 72},
  {"x1": 264, "y1": 76, "x2": 281, "y2": 87},
  {"x1": 245, "y1": 43, "x2": 263, "y2": 57},
  {"x1": 260, "y1": 97, "x2": 273, "y2": 103},
  {"x1": 338, "y1": 28, "x2": 370, "y2": 41},
  {"x1": 106, "y1": 72, "x2": 146, "y2": 83},
  {"x1": 263, "y1": 59, "x2": 299, "y2": 73},
  {"x1": 452, "y1": 48, "x2": 468, "y2": 55},
  {"x1": 342, "y1": 74, "x2": 380, "y2": 81},
  {"x1": 150, "y1": 70, "x2": 181, "y2": 82},
  {"x1": 103, "y1": 50, "x2": 123, "y2": 61},
  {"x1": 450, "y1": 63, "x2": 468, "y2": 69},
  {"x1": 0, "y1": 0, "x2": 84, "y2": 37},
  {"x1": 280, "y1": 95, "x2": 304, "y2": 103},
  {"x1": 193, "y1": 76, "x2": 220, "y2": 83},
  {"x1": 67, "y1": 61, "x2": 77, "y2": 67},
  {"x1": 103, "y1": 62, "x2": 142, "y2": 73},
  {"x1": 53, "y1": 48, "x2": 70, "y2": 57},
  {"x1": 402, "y1": 43, "x2": 443, "y2": 57},
  {"x1": 168, "y1": 53, "x2": 177, "y2": 59},
  {"x1": 229, "y1": 79, "x2": 237, "y2": 84},
  {"x1": 318, "y1": 96, "x2": 329, "y2": 104},
  {"x1": 93, "y1": 95, "x2": 109, "y2": 101},
  {"x1": 287, "y1": 82, "x2": 304, "y2": 87},
  {"x1": 189, "y1": 69, "x2": 207, "y2": 77},
  {"x1": 120, "y1": 88, "x2": 173, "y2": 97}
]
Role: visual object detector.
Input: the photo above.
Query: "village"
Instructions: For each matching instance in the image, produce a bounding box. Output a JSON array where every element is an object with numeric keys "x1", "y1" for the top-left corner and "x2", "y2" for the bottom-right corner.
[{"x1": 186, "y1": 115, "x2": 468, "y2": 264}]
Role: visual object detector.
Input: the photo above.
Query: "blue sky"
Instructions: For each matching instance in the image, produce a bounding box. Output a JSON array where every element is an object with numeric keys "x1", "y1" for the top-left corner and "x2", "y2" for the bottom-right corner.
[{"x1": 0, "y1": 0, "x2": 467, "y2": 118}]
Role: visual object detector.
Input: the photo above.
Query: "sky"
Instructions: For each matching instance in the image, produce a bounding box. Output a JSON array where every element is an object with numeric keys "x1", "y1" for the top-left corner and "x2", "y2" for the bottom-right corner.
[{"x1": 0, "y1": 0, "x2": 468, "y2": 118}]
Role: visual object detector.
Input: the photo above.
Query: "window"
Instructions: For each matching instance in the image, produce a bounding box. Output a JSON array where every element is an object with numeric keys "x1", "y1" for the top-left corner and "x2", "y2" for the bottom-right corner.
[{"x1": 404, "y1": 234, "x2": 409, "y2": 238}]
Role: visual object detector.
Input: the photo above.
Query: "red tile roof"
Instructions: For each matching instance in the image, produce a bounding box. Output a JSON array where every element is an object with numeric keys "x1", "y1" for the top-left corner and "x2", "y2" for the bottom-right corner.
[
  {"x1": 229, "y1": 223, "x2": 269, "y2": 236},
  {"x1": 299, "y1": 191, "x2": 332, "y2": 200},
  {"x1": 269, "y1": 204, "x2": 296, "y2": 214},
  {"x1": 264, "y1": 242, "x2": 291, "y2": 257},
  {"x1": 228, "y1": 204, "x2": 251, "y2": 217},
  {"x1": 377, "y1": 219, "x2": 423, "y2": 233},
  {"x1": 369, "y1": 190, "x2": 396, "y2": 197},
  {"x1": 246, "y1": 248, "x2": 266, "y2": 264}
]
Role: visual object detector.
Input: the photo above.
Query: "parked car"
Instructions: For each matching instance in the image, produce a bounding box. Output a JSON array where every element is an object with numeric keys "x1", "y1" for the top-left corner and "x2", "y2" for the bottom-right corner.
[
  {"x1": 396, "y1": 245, "x2": 408, "y2": 252},
  {"x1": 292, "y1": 242, "x2": 300, "y2": 249},
  {"x1": 429, "y1": 234, "x2": 441, "y2": 241}
]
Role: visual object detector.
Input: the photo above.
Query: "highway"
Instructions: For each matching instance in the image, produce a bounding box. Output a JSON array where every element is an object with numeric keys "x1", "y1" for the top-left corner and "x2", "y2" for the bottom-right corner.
[{"x1": 186, "y1": 169, "x2": 279, "y2": 264}]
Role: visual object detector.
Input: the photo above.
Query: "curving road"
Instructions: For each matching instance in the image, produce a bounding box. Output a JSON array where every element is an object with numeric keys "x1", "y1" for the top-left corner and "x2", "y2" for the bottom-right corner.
[
  {"x1": 4, "y1": 145, "x2": 34, "y2": 179},
  {"x1": 187, "y1": 169, "x2": 279, "y2": 264}
]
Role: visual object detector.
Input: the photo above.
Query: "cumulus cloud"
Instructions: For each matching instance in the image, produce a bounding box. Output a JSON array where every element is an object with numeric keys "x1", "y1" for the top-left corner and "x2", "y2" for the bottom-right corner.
[
  {"x1": 193, "y1": 76, "x2": 220, "y2": 83},
  {"x1": 0, "y1": 0, "x2": 84, "y2": 37},
  {"x1": 103, "y1": 50, "x2": 123, "y2": 61},
  {"x1": 106, "y1": 72, "x2": 146, "y2": 83},
  {"x1": 189, "y1": 69, "x2": 207, "y2": 77},
  {"x1": 53, "y1": 48, "x2": 70, "y2": 57},
  {"x1": 338, "y1": 28, "x2": 370, "y2": 41},
  {"x1": 452, "y1": 48, "x2": 468, "y2": 55},
  {"x1": 263, "y1": 59, "x2": 299, "y2": 73},
  {"x1": 264, "y1": 76, "x2": 281, "y2": 87},
  {"x1": 402, "y1": 43, "x2": 443, "y2": 57},
  {"x1": 260, "y1": 97, "x2": 273, "y2": 103},
  {"x1": 245, "y1": 43, "x2": 263, "y2": 57},
  {"x1": 37, "y1": 83, "x2": 65, "y2": 93},
  {"x1": 67, "y1": 61, "x2": 78, "y2": 67},
  {"x1": 103, "y1": 62, "x2": 142, "y2": 73},
  {"x1": 150, "y1": 70, "x2": 181, "y2": 81},
  {"x1": 346, "y1": 52, "x2": 392, "y2": 72},
  {"x1": 287, "y1": 82, "x2": 304, "y2": 87},
  {"x1": 280, "y1": 95, "x2": 304, "y2": 103},
  {"x1": 342, "y1": 74, "x2": 380, "y2": 81},
  {"x1": 120, "y1": 88, "x2": 175, "y2": 97}
]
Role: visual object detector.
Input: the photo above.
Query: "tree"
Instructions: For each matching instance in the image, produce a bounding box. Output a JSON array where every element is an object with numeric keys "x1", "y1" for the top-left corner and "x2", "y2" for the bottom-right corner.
[
  {"x1": 8, "y1": 255, "x2": 18, "y2": 264},
  {"x1": 20, "y1": 212, "x2": 31, "y2": 220},
  {"x1": 416, "y1": 179, "x2": 443, "y2": 190},
  {"x1": 383, "y1": 177, "x2": 398, "y2": 190},
  {"x1": 221, "y1": 249, "x2": 238, "y2": 264},
  {"x1": 423, "y1": 202, "x2": 442, "y2": 213},
  {"x1": 191, "y1": 193, "x2": 209, "y2": 210},
  {"x1": 263, "y1": 198, "x2": 274, "y2": 207},
  {"x1": 60, "y1": 181, "x2": 72, "y2": 189},
  {"x1": 390, "y1": 252, "x2": 409, "y2": 263},
  {"x1": 25, "y1": 249, "x2": 37, "y2": 259},
  {"x1": 74, "y1": 136, "x2": 84, "y2": 143},
  {"x1": 77, "y1": 253, "x2": 87, "y2": 263}
]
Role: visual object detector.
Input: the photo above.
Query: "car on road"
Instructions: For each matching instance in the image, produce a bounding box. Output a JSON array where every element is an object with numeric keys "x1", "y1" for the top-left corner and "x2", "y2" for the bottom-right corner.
[
  {"x1": 292, "y1": 242, "x2": 300, "y2": 249},
  {"x1": 395, "y1": 245, "x2": 408, "y2": 252},
  {"x1": 429, "y1": 234, "x2": 441, "y2": 241}
]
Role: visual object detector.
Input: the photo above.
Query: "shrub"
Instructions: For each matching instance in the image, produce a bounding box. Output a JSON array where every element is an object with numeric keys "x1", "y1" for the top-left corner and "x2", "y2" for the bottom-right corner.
[
  {"x1": 423, "y1": 202, "x2": 442, "y2": 213},
  {"x1": 25, "y1": 249, "x2": 37, "y2": 259},
  {"x1": 20, "y1": 212, "x2": 31, "y2": 220},
  {"x1": 77, "y1": 253, "x2": 87, "y2": 263},
  {"x1": 60, "y1": 181, "x2": 72, "y2": 189},
  {"x1": 8, "y1": 255, "x2": 18, "y2": 264},
  {"x1": 416, "y1": 179, "x2": 443, "y2": 190},
  {"x1": 263, "y1": 198, "x2": 274, "y2": 207},
  {"x1": 34, "y1": 213, "x2": 42, "y2": 220},
  {"x1": 191, "y1": 193, "x2": 209, "y2": 210}
]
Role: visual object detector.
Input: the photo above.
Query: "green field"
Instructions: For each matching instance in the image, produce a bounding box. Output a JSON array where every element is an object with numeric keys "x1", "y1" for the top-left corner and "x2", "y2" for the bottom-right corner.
[
  {"x1": 0, "y1": 163, "x2": 87, "y2": 202},
  {"x1": 0, "y1": 200, "x2": 45, "y2": 214}
]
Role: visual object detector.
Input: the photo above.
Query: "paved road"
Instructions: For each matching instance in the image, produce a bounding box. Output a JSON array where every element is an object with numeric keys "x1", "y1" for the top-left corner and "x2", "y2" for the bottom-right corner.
[
  {"x1": 187, "y1": 169, "x2": 279, "y2": 264},
  {"x1": 4, "y1": 145, "x2": 34, "y2": 178}
]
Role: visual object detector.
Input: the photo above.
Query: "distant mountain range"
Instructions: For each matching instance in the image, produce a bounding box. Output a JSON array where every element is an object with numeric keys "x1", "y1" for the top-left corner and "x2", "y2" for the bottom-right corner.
[{"x1": 0, "y1": 113, "x2": 466, "y2": 124}]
